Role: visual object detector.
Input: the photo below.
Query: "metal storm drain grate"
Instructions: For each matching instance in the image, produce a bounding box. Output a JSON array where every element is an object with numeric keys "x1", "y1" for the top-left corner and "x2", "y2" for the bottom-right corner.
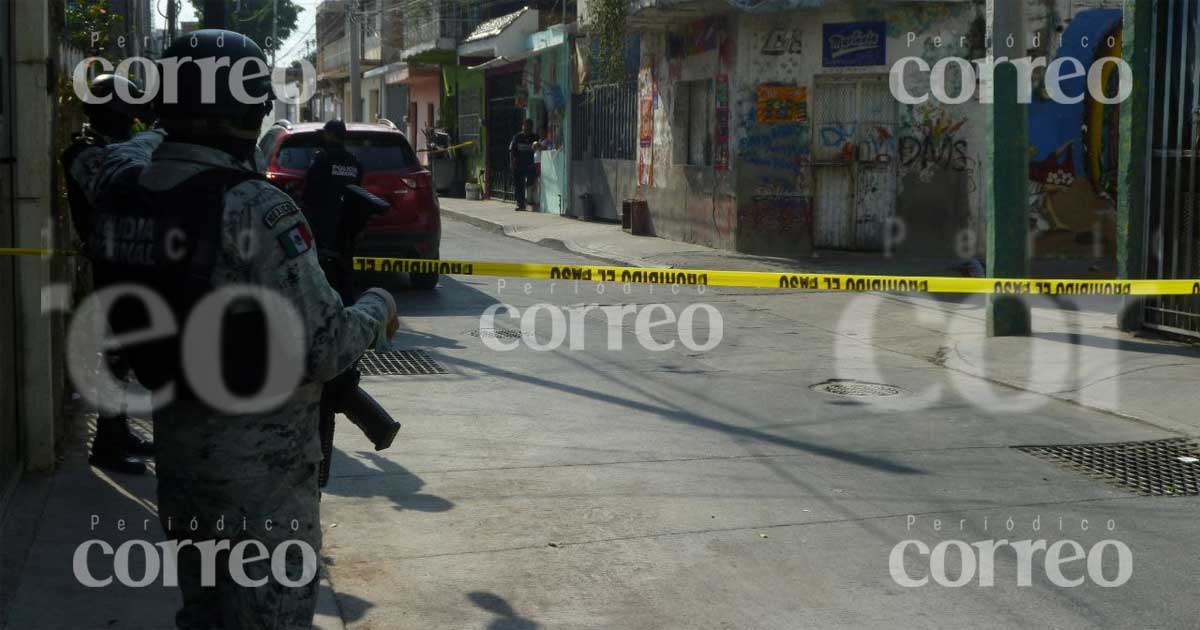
[
  {"x1": 1016, "y1": 438, "x2": 1200, "y2": 496},
  {"x1": 357, "y1": 349, "x2": 448, "y2": 376},
  {"x1": 469, "y1": 328, "x2": 525, "y2": 340},
  {"x1": 811, "y1": 379, "x2": 903, "y2": 398}
]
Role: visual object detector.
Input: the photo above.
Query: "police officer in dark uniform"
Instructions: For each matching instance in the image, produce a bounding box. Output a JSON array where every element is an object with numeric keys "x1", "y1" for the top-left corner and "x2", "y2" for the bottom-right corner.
[
  {"x1": 300, "y1": 119, "x2": 396, "y2": 488},
  {"x1": 88, "y1": 31, "x2": 396, "y2": 628},
  {"x1": 302, "y1": 118, "x2": 364, "y2": 299},
  {"x1": 61, "y1": 74, "x2": 157, "y2": 475}
]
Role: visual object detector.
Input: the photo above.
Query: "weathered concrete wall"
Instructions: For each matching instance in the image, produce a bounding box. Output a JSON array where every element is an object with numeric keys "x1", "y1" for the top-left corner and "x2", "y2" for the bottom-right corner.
[
  {"x1": 731, "y1": 3, "x2": 987, "y2": 257},
  {"x1": 631, "y1": 16, "x2": 740, "y2": 251},
  {"x1": 571, "y1": 159, "x2": 636, "y2": 222}
]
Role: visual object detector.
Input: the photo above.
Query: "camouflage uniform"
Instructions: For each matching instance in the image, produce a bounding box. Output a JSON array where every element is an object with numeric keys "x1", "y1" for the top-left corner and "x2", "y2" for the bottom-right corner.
[{"x1": 143, "y1": 141, "x2": 394, "y2": 629}]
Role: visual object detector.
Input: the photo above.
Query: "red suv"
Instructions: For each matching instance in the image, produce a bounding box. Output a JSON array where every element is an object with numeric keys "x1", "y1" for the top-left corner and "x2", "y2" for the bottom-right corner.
[{"x1": 257, "y1": 120, "x2": 441, "y2": 289}]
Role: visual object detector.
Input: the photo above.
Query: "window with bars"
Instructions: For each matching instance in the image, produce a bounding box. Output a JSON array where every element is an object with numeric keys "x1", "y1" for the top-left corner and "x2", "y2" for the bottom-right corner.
[
  {"x1": 458, "y1": 86, "x2": 482, "y2": 153},
  {"x1": 570, "y1": 80, "x2": 637, "y2": 161},
  {"x1": 678, "y1": 79, "x2": 713, "y2": 167}
]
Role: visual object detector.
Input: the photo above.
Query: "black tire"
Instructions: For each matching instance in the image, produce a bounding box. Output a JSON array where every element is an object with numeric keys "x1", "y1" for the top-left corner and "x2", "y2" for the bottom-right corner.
[{"x1": 410, "y1": 272, "x2": 439, "y2": 290}]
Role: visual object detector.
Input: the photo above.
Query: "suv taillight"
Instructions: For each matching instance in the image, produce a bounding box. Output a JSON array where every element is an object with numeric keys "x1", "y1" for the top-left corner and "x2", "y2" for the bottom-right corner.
[
  {"x1": 399, "y1": 173, "x2": 431, "y2": 190},
  {"x1": 266, "y1": 171, "x2": 303, "y2": 194}
]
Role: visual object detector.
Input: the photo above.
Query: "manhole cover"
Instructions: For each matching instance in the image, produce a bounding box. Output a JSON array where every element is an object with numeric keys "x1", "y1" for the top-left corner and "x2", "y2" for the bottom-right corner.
[
  {"x1": 357, "y1": 349, "x2": 448, "y2": 376},
  {"x1": 1016, "y1": 438, "x2": 1200, "y2": 496},
  {"x1": 811, "y1": 380, "x2": 902, "y2": 397},
  {"x1": 469, "y1": 328, "x2": 524, "y2": 340}
]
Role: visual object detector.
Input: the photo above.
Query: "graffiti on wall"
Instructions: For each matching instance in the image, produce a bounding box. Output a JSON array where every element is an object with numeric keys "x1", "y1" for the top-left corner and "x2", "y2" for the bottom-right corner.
[
  {"x1": 851, "y1": 2, "x2": 970, "y2": 37},
  {"x1": 737, "y1": 119, "x2": 811, "y2": 173},
  {"x1": 1027, "y1": 9, "x2": 1122, "y2": 259},
  {"x1": 896, "y1": 103, "x2": 969, "y2": 182},
  {"x1": 816, "y1": 123, "x2": 896, "y2": 164},
  {"x1": 686, "y1": 16, "x2": 725, "y2": 55},
  {"x1": 762, "y1": 29, "x2": 802, "y2": 56}
]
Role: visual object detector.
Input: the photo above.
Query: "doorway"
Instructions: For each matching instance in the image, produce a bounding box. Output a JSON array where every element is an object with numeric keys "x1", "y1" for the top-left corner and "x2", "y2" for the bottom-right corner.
[
  {"x1": 810, "y1": 74, "x2": 898, "y2": 251},
  {"x1": 486, "y1": 70, "x2": 523, "y2": 201}
]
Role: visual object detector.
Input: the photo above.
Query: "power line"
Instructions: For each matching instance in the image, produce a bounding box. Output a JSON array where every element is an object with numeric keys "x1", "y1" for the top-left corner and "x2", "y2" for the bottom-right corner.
[{"x1": 277, "y1": 21, "x2": 317, "y2": 61}]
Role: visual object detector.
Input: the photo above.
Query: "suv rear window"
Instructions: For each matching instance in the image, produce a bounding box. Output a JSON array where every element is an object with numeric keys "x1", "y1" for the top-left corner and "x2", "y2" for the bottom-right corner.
[{"x1": 276, "y1": 132, "x2": 420, "y2": 172}]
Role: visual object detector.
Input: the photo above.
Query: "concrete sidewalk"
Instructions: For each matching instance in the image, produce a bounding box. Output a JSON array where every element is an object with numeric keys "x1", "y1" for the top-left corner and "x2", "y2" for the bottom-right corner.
[
  {"x1": 439, "y1": 197, "x2": 1199, "y2": 436},
  {"x1": 438, "y1": 197, "x2": 1117, "y2": 278}
]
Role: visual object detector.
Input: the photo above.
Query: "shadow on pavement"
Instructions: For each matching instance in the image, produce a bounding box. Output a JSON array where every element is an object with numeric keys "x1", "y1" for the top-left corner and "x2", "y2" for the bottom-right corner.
[
  {"x1": 324, "y1": 450, "x2": 454, "y2": 513},
  {"x1": 357, "y1": 274, "x2": 502, "y2": 318},
  {"x1": 468, "y1": 591, "x2": 540, "y2": 630},
  {"x1": 1035, "y1": 331, "x2": 1200, "y2": 358},
  {"x1": 438, "y1": 354, "x2": 921, "y2": 475}
]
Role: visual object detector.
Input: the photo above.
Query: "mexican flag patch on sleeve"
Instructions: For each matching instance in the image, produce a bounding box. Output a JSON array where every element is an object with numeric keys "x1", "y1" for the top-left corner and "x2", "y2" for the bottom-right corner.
[{"x1": 278, "y1": 223, "x2": 314, "y2": 259}]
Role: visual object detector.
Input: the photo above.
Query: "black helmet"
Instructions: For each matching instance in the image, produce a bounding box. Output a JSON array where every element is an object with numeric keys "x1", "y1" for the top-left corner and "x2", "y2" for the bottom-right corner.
[
  {"x1": 155, "y1": 30, "x2": 274, "y2": 129},
  {"x1": 323, "y1": 119, "x2": 347, "y2": 139},
  {"x1": 84, "y1": 74, "x2": 149, "y2": 123}
]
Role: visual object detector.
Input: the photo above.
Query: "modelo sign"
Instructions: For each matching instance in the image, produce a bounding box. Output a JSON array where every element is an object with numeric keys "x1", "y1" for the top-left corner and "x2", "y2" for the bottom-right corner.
[{"x1": 823, "y1": 21, "x2": 887, "y2": 67}]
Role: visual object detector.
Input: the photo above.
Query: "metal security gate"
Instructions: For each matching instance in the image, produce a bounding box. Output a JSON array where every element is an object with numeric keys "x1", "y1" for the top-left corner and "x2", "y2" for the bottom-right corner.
[
  {"x1": 811, "y1": 75, "x2": 898, "y2": 251},
  {"x1": 571, "y1": 80, "x2": 637, "y2": 161},
  {"x1": 486, "y1": 71, "x2": 522, "y2": 202},
  {"x1": 1144, "y1": 0, "x2": 1200, "y2": 337}
]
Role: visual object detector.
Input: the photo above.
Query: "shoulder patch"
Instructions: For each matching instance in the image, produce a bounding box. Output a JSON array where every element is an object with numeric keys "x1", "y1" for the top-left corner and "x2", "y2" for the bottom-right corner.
[
  {"x1": 277, "y1": 222, "x2": 314, "y2": 259},
  {"x1": 262, "y1": 201, "x2": 299, "y2": 229}
]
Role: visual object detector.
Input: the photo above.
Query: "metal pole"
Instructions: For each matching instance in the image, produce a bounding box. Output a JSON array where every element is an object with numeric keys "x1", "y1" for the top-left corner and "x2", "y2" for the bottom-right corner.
[
  {"x1": 986, "y1": 0, "x2": 1032, "y2": 336},
  {"x1": 272, "y1": 0, "x2": 278, "y2": 65},
  {"x1": 349, "y1": 1, "x2": 362, "y2": 123},
  {"x1": 167, "y1": 0, "x2": 178, "y2": 42}
]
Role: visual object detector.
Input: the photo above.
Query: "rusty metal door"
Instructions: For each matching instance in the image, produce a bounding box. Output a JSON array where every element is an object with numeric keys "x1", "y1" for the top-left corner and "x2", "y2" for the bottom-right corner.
[
  {"x1": 811, "y1": 75, "x2": 898, "y2": 250},
  {"x1": 1143, "y1": 0, "x2": 1200, "y2": 337}
]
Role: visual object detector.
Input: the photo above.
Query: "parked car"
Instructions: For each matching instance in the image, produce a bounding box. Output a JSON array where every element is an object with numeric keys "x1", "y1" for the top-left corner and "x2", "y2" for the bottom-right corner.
[{"x1": 257, "y1": 119, "x2": 441, "y2": 289}]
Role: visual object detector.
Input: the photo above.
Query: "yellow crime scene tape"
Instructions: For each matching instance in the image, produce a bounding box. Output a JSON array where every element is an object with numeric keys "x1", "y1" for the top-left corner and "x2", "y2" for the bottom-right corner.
[
  {"x1": 3, "y1": 247, "x2": 1198, "y2": 296},
  {"x1": 353, "y1": 256, "x2": 1200, "y2": 297}
]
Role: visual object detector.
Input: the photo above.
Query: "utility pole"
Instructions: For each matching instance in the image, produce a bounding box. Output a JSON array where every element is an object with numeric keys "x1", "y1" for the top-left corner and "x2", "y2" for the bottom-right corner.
[
  {"x1": 203, "y1": 0, "x2": 227, "y2": 29},
  {"x1": 349, "y1": 1, "x2": 362, "y2": 123},
  {"x1": 272, "y1": 0, "x2": 278, "y2": 65},
  {"x1": 167, "y1": 0, "x2": 178, "y2": 42},
  {"x1": 986, "y1": 0, "x2": 1032, "y2": 336}
]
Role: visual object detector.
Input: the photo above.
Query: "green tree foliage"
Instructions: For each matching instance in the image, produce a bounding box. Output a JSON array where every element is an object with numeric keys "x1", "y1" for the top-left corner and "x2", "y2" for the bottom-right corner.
[
  {"x1": 188, "y1": 0, "x2": 303, "y2": 56},
  {"x1": 65, "y1": 0, "x2": 126, "y2": 55},
  {"x1": 587, "y1": 0, "x2": 627, "y2": 85}
]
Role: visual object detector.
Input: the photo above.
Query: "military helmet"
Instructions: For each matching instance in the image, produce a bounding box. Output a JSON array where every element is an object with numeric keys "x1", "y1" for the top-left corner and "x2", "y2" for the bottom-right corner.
[
  {"x1": 84, "y1": 74, "x2": 149, "y2": 124},
  {"x1": 155, "y1": 29, "x2": 274, "y2": 128},
  {"x1": 324, "y1": 119, "x2": 348, "y2": 139}
]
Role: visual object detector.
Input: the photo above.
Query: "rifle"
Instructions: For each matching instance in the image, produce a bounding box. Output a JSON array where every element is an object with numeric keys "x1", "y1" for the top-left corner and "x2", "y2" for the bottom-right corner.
[{"x1": 317, "y1": 184, "x2": 402, "y2": 488}]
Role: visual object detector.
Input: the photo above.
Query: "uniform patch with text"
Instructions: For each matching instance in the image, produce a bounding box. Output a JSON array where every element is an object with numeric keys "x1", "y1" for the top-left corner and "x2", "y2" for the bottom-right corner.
[
  {"x1": 262, "y1": 201, "x2": 299, "y2": 228},
  {"x1": 278, "y1": 223, "x2": 314, "y2": 259}
]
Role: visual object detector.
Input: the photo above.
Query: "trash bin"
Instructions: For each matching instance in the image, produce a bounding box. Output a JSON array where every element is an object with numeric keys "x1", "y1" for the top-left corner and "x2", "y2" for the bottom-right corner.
[
  {"x1": 578, "y1": 193, "x2": 594, "y2": 222},
  {"x1": 628, "y1": 200, "x2": 650, "y2": 236},
  {"x1": 621, "y1": 199, "x2": 633, "y2": 231}
]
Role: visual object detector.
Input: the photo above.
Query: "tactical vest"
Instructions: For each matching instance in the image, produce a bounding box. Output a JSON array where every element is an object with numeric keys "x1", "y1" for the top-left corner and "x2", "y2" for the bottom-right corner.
[{"x1": 88, "y1": 167, "x2": 270, "y2": 410}]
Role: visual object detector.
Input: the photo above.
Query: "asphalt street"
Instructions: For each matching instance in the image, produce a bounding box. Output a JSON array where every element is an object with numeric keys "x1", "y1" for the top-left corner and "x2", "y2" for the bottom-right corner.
[{"x1": 319, "y1": 217, "x2": 1200, "y2": 629}]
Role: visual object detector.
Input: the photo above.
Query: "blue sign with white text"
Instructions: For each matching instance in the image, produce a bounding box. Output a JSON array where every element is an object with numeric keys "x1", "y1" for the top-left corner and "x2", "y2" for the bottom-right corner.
[{"x1": 822, "y1": 21, "x2": 886, "y2": 67}]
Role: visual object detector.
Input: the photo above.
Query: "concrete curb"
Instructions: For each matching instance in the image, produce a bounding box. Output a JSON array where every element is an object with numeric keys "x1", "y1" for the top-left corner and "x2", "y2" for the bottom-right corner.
[{"x1": 439, "y1": 207, "x2": 653, "y2": 269}]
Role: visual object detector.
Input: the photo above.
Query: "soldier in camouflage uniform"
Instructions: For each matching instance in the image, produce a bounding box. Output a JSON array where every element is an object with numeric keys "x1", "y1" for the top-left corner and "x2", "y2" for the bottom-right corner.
[
  {"x1": 61, "y1": 74, "x2": 161, "y2": 475},
  {"x1": 90, "y1": 31, "x2": 398, "y2": 628}
]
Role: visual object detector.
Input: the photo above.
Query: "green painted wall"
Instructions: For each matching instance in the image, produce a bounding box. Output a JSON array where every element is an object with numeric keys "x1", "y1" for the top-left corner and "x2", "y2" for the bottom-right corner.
[{"x1": 447, "y1": 66, "x2": 487, "y2": 185}]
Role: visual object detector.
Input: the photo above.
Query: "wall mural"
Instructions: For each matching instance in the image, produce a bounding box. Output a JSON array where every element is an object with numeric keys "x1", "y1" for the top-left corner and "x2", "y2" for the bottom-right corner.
[{"x1": 1027, "y1": 9, "x2": 1122, "y2": 260}]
